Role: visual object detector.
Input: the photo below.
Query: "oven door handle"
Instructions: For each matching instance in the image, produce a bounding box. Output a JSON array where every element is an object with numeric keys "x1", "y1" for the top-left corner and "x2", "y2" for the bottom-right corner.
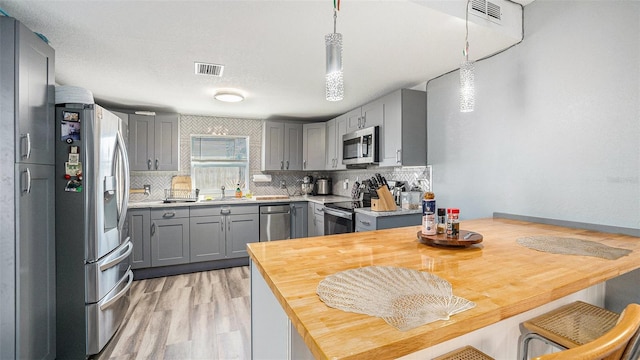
[{"x1": 324, "y1": 207, "x2": 353, "y2": 220}]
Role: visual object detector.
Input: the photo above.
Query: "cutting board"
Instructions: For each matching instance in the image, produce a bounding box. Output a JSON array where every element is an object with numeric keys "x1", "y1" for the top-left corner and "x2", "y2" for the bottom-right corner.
[
  {"x1": 171, "y1": 176, "x2": 192, "y2": 192},
  {"x1": 252, "y1": 195, "x2": 290, "y2": 200}
]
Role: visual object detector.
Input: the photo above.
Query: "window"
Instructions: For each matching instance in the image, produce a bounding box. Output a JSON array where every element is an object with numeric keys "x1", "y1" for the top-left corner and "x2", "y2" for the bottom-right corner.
[{"x1": 191, "y1": 135, "x2": 249, "y2": 196}]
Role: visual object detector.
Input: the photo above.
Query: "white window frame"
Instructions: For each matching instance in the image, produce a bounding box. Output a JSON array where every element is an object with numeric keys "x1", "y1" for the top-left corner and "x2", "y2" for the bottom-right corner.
[{"x1": 190, "y1": 134, "x2": 250, "y2": 196}]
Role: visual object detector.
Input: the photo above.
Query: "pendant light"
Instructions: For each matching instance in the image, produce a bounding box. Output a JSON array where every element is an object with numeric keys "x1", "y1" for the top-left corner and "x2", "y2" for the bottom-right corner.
[
  {"x1": 460, "y1": 0, "x2": 475, "y2": 112},
  {"x1": 325, "y1": 0, "x2": 343, "y2": 101}
]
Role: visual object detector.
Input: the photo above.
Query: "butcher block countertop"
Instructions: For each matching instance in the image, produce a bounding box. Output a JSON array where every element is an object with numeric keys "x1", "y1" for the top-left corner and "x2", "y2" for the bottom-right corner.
[{"x1": 247, "y1": 217, "x2": 640, "y2": 360}]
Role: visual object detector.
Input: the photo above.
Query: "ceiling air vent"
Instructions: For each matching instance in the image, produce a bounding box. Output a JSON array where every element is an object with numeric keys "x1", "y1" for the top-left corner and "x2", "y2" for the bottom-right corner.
[
  {"x1": 471, "y1": 0, "x2": 502, "y2": 23},
  {"x1": 194, "y1": 62, "x2": 224, "y2": 77}
]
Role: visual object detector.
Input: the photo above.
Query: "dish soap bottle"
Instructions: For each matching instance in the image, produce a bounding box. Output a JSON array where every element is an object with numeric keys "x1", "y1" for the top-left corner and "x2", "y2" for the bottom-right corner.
[{"x1": 235, "y1": 183, "x2": 242, "y2": 198}]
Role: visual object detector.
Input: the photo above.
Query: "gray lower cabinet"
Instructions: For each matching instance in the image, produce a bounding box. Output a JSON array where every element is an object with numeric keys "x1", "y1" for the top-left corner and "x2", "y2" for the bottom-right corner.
[
  {"x1": 190, "y1": 205, "x2": 258, "y2": 261},
  {"x1": 290, "y1": 202, "x2": 308, "y2": 239},
  {"x1": 355, "y1": 212, "x2": 422, "y2": 232},
  {"x1": 127, "y1": 208, "x2": 151, "y2": 269},
  {"x1": 151, "y1": 208, "x2": 190, "y2": 267},
  {"x1": 307, "y1": 202, "x2": 325, "y2": 237},
  {"x1": 226, "y1": 211, "x2": 259, "y2": 258},
  {"x1": 17, "y1": 164, "x2": 56, "y2": 360},
  {"x1": 190, "y1": 214, "x2": 225, "y2": 262}
]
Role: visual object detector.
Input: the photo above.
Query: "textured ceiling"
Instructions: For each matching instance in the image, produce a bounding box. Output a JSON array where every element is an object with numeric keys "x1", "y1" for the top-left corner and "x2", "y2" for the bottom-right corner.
[{"x1": 0, "y1": 0, "x2": 533, "y2": 120}]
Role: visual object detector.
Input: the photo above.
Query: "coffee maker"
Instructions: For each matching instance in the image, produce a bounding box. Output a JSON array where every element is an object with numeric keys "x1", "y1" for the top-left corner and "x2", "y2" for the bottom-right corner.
[{"x1": 301, "y1": 175, "x2": 314, "y2": 196}]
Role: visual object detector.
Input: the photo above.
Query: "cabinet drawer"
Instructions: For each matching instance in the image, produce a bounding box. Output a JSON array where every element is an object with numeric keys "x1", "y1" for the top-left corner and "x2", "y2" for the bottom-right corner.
[
  {"x1": 190, "y1": 204, "x2": 259, "y2": 217},
  {"x1": 228, "y1": 205, "x2": 259, "y2": 215},
  {"x1": 355, "y1": 214, "x2": 376, "y2": 232},
  {"x1": 151, "y1": 208, "x2": 189, "y2": 219}
]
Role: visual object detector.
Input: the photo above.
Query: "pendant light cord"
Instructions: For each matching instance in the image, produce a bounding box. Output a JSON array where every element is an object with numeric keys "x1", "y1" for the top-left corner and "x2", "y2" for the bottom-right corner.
[
  {"x1": 334, "y1": 9, "x2": 337, "y2": 34},
  {"x1": 464, "y1": 0, "x2": 470, "y2": 61}
]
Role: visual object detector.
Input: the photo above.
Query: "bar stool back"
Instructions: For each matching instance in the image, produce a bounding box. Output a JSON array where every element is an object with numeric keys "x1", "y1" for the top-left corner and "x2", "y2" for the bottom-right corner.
[
  {"x1": 532, "y1": 303, "x2": 640, "y2": 360},
  {"x1": 518, "y1": 301, "x2": 620, "y2": 360}
]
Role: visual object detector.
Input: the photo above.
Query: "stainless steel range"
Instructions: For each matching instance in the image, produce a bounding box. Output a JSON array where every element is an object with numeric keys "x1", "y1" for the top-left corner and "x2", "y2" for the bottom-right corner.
[{"x1": 324, "y1": 201, "x2": 367, "y2": 235}]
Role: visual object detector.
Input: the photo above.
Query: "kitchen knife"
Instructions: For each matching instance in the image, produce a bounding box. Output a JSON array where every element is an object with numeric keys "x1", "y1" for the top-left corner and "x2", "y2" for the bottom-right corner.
[{"x1": 370, "y1": 177, "x2": 379, "y2": 189}]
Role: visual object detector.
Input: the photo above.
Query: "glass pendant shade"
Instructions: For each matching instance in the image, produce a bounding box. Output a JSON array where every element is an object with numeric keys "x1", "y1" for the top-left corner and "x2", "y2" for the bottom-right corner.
[
  {"x1": 325, "y1": 32, "x2": 344, "y2": 101},
  {"x1": 460, "y1": 60, "x2": 475, "y2": 112}
]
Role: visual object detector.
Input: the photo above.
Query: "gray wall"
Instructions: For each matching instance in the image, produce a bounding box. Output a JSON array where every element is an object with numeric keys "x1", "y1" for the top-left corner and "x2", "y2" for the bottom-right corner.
[{"x1": 427, "y1": 1, "x2": 639, "y2": 229}]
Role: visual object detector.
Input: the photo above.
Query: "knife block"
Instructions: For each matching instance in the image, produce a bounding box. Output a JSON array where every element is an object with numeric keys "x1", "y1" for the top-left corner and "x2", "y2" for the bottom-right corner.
[{"x1": 371, "y1": 187, "x2": 397, "y2": 211}]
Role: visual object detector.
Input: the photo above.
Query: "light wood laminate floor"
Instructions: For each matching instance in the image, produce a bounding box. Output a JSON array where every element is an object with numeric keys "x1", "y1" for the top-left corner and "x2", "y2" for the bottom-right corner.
[{"x1": 94, "y1": 266, "x2": 251, "y2": 360}]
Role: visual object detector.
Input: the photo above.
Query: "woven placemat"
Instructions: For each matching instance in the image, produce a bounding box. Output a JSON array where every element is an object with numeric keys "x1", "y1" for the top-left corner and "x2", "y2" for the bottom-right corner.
[
  {"x1": 316, "y1": 266, "x2": 475, "y2": 331},
  {"x1": 516, "y1": 236, "x2": 632, "y2": 260}
]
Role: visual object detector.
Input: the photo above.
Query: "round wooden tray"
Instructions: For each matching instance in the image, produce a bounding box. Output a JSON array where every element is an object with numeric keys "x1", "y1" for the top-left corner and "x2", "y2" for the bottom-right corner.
[{"x1": 417, "y1": 230, "x2": 483, "y2": 248}]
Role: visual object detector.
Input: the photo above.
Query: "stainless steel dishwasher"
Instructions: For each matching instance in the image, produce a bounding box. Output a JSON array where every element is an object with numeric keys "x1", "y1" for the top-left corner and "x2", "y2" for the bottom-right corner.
[{"x1": 259, "y1": 204, "x2": 291, "y2": 241}]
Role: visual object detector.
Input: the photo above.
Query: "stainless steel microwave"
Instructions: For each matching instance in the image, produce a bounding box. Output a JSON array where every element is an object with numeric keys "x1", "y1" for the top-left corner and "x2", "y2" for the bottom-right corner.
[{"x1": 342, "y1": 126, "x2": 379, "y2": 166}]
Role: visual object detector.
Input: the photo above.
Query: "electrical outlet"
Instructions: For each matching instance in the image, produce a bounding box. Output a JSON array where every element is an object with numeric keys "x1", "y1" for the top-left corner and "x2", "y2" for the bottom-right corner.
[
  {"x1": 280, "y1": 180, "x2": 286, "y2": 189},
  {"x1": 143, "y1": 184, "x2": 151, "y2": 193}
]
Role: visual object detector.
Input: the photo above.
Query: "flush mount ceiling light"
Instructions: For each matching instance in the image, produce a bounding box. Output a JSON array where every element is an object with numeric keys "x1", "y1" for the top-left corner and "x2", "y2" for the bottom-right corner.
[
  {"x1": 325, "y1": 0, "x2": 343, "y2": 102},
  {"x1": 460, "y1": 0, "x2": 475, "y2": 113},
  {"x1": 214, "y1": 92, "x2": 244, "y2": 103}
]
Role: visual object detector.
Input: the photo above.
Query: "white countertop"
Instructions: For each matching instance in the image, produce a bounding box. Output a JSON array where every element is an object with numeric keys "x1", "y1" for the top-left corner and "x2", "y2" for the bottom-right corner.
[
  {"x1": 354, "y1": 207, "x2": 422, "y2": 217},
  {"x1": 127, "y1": 194, "x2": 351, "y2": 209}
]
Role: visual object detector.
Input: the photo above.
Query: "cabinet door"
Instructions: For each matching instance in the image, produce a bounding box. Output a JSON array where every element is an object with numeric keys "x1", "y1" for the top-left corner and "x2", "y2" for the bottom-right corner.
[
  {"x1": 262, "y1": 121, "x2": 285, "y2": 171},
  {"x1": 151, "y1": 218, "x2": 190, "y2": 266},
  {"x1": 361, "y1": 97, "x2": 384, "y2": 129},
  {"x1": 345, "y1": 107, "x2": 362, "y2": 132},
  {"x1": 128, "y1": 114, "x2": 155, "y2": 171},
  {"x1": 190, "y1": 215, "x2": 225, "y2": 262},
  {"x1": 355, "y1": 213, "x2": 377, "y2": 232},
  {"x1": 379, "y1": 91, "x2": 403, "y2": 167},
  {"x1": 128, "y1": 209, "x2": 151, "y2": 269},
  {"x1": 226, "y1": 213, "x2": 259, "y2": 258},
  {"x1": 290, "y1": 202, "x2": 308, "y2": 239},
  {"x1": 307, "y1": 202, "x2": 316, "y2": 237},
  {"x1": 16, "y1": 21, "x2": 55, "y2": 166},
  {"x1": 334, "y1": 115, "x2": 347, "y2": 170},
  {"x1": 325, "y1": 119, "x2": 336, "y2": 170},
  {"x1": 154, "y1": 114, "x2": 179, "y2": 171},
  {"x1": 314, "y1": 204, "x2": 325, "y2": 237},
  {"x1": 16, "y1": 164, "x2": 55, "y2": 360},
  {"x1": 284, "y1": 123, "x2": 303, "y2": 170},
  {"x1": 302, "y1": 123, "x2": 326, "y2": 171}
]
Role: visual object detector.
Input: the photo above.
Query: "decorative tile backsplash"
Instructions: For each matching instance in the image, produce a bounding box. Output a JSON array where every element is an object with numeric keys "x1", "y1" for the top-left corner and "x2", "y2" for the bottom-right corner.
[{"x1": 129, "y1": 114, "x2": 431, "y2": 202}]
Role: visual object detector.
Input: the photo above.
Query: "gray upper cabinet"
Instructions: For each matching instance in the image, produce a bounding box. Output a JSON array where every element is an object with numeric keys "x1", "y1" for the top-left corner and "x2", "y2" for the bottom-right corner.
[
  {"x1": 1, "y1": 17, "x2": 56, "y2": 360},
  {"x1": 378, "y1": 89, "x2": 427, "y2": 167},
  {"x1": 262, "y1": 121, "x2": 302, "y2": 171},
  {"x1": 325, "y1": 115, "x2": 347, "y2": 170},
  {"x1": 345, "y1": 97, "x2": 384, "y2": 133},
  {"x1": 14, "y1": 20, "x2": 55, "y2": 166},
  {"x1": 128, "y1": 113, "x2": 179, "y2": 171},
  {"x1": 302, "y1": 123, "x2": 326, "y2": 171}
]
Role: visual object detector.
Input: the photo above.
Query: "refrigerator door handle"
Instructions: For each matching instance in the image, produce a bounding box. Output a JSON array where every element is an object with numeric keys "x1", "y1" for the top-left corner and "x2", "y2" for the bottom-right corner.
[
  {"x1": 115, "y1": 130, "x2": 130, "y2": 231},
  {"x1": 99, "y1": 269, "x2": 133, "y2": 311},
  {"x1": 99, "y1": 239, "x2": 133, "y2": 272}
]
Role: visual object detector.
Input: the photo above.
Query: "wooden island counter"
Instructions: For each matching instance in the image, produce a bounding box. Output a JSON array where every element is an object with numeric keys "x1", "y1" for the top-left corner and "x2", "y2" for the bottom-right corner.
[{"x1": 247, "y1": 217, "x2": 640, "y2": 360}]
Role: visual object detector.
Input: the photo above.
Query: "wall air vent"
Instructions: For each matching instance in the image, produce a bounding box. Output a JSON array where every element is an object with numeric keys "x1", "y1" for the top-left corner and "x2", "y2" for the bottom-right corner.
[
  {"x1": 471, "y1": 0, "x2": 502, "y2": 24},
  {"x1": 194, "y1": 62, "x2": 224, "y2": 77}
]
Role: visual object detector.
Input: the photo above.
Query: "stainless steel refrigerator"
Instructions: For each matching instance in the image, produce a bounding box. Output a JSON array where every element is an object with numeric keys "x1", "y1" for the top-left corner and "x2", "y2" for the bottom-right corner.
[{"x1": 55, "y1": 103, "x2": 132, "y2": 358}]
